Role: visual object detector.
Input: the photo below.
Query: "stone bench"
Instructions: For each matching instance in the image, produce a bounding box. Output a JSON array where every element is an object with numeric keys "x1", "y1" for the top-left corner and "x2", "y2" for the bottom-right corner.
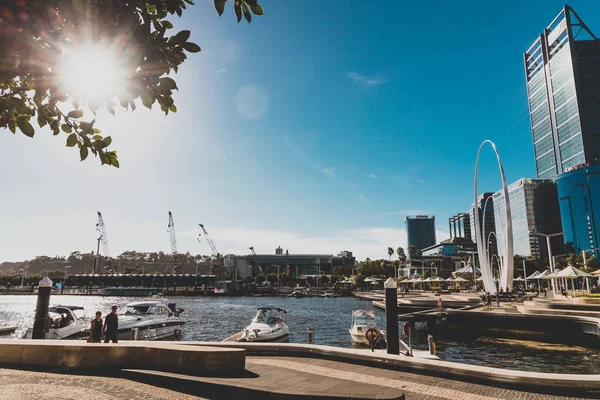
[{"x1": 0, "y1": 339, "x2": 245, "y2": 375}]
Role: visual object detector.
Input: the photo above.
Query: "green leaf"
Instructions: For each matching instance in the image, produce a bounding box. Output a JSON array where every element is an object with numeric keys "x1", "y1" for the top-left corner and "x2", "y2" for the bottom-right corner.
[
  {"x1": 250, "y1": 4, "x2": 264, "y2": 15},
  {"x1": 103, "y1": 136, "x2": 112, "y2": 147},
  {"x1": 61, "y1": 124, "x2": 72, "y2": 134},
  {"x1": 183, "y1": 42, "x2": 201, "y2": 53},
  {"x1": 141, "y1": 93, "x2": 153, "y2": 109},
  {"x1": 111, "y1": 158, "x2": 120, "y2": 168},
  {"x1": 242, "y1": 3, "x2": 251, "y2": 22},
  {"x1": 93, "y1": 135, "x2": 103, "y2": 141},
  {"x1": 17, "y1": 119, "x2": 34, "y2": 137},
  {"x1": 66, "y1": 133, "x2": 78, "y2": 147},
  {"x1": 162, "y1": 20, "x2": 174, "y2": 29},
  {"x1": 159, "y1": 77, "x2": 178, "y2": 90},
  {"x1": 67, "y1": 110, "x2": 84, "y2": 119},
  {"x1": 214, "y1": 0, "x2": 226, "y2": 16},
  {"x1": 80, "y1": 146, "x2": 89, "y2": 161},
  {"x1": 174, "y1": 30, "x2": 191, "y2": 44},
  {"x1": 234, "y1": 3, "x2": 242, "y2": 22}
]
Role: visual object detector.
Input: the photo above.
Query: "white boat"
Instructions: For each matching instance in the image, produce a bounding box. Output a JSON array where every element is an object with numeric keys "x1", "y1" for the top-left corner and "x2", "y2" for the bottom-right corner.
[
  {"x1": 98, "y1": 287, "x2": 163, "y2": 297},
  {"x1": 24, "y1": 305, "x2": 89, "y2": 339},
  {"x1": 349, "y1": 310, "x2": 378, "y2": 345},
  {"x1": 321, "y1": 290, "x2": 337, "y2": 298},
  {"x1": 238, "y1": 306, "x2": 289, "y2": 342},
  {"x1": 85, "y1": 300, "x2": 185, "y2": 341}
]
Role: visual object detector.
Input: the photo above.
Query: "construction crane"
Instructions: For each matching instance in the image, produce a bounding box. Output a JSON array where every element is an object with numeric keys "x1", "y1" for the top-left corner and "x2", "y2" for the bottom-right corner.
[
  {"x1": 249, "y1": 246, "x2": 262, "y2": 276},
  {"x1": 198, "y1": 224, "x2": 219, "y2": 257},
  {"x1": 95, "y1": 212, "x2": 112, "y2": 274},
  {"x1": 167, "y1": 211, "x2": 180, "y2": 274}
]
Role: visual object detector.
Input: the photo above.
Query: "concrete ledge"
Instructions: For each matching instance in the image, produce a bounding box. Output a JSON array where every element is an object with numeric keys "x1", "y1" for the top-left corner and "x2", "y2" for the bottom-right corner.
[
  {"x1": 0, "y1": 339, "x2": 245, "y2": 375},
  {"x1": 177, "y1": 341, "x2": 600, "y2": 392}
]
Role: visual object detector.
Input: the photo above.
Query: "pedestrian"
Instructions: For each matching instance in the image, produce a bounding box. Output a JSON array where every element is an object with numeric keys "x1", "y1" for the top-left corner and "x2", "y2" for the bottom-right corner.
[
  {"x1": 88, "y1": 311, "x2": 103, "y2": 343},
  {"x1": 103, "y1": 305, "x2": 119, "y2": 343},
  {"x1": 495, "y1": 291, "x2": 500, "y2": 308}
]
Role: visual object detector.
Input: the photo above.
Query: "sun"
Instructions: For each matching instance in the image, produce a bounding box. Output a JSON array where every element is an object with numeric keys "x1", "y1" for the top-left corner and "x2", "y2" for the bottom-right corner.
[{"x1": 59, "y1": 44, "x2": 125, "y2": 104}]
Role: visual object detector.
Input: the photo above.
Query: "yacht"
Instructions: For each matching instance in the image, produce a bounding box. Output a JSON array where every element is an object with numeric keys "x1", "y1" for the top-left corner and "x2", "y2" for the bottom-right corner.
[
  {"x1": 238, "y1": 306, "x2": 289, "y2": 342},
  {"x1": 87, "y1": 300, "x2": 184, "y2": 341},
  {"x1": 98, "y1": 287, "x2": 163, "y2": 297},
  {"x1": 321, "y1": 290, "x2": 337, "y2": 298},
  {"x1": 24, "y1": 305, "x2": 89, "y2": 340},
  {"x1": 349, "y1": 310, "x2": 379, "y2": 345}
]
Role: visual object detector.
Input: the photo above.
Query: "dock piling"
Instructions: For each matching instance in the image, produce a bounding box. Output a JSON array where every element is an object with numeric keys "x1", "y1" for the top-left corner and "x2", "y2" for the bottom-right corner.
[
  {"x1": 384, "y1": 278, "x2": 399, "y2": 355},
  {"x1": 32, "y1": 277, "x2": 52, "y2": 339}
]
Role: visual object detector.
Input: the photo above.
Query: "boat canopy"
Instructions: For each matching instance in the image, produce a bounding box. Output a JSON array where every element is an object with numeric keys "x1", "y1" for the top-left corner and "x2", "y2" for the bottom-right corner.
[
  {"x1": 352, "y1": 310, "x2": 375, "y2": 318},
  {"x1": 50, "y1": 305, "x2": 84, "y2": 312},
  {"x1": 256, "y1": 306, "x2": 286, "y2": 312}
]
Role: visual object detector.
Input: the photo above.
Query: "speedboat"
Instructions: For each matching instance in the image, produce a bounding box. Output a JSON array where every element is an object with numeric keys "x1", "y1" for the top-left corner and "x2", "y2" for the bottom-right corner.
[
  {"x1": 288, "y1": 290, "x2": 306, "y2": 298},
  {"x1": 85, "y1": 300, "x2": 185, "y2": 341},
  {"x1": 321, "y1": 290, "x2": 336, "y2": 298},
  {"x1": 349, "y1": 310, "x2": 379, "y2": 345},
  {"x1": 238, "y1": 306, "x2": 289, "y2": 342},
  {"x1": 24, "y1": 305, "x2": 89, "y2": 339}
]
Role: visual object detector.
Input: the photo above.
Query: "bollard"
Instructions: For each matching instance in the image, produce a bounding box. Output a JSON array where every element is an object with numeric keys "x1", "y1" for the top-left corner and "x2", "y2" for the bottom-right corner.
[
  {"x1": 32, "y1": 277, "x2": 53, "y2": 339},
  {"x1": 306, "y1": 327, "x2": 314, "y2": 344},
  {"x1": 384, "y1": 278, "x2": 399, "y2": 355},
  {"x1": 131, "y1": 327, "x2": 139, "y2": 340},
  {"x1": 427, "y1": 334, "x2": 433, "y2": 354}
]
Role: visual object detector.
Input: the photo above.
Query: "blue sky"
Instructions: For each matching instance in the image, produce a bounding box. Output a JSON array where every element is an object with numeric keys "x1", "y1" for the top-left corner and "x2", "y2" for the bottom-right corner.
[{"x1": 1, "y1": 0, "x2": 598, "y2": 262}]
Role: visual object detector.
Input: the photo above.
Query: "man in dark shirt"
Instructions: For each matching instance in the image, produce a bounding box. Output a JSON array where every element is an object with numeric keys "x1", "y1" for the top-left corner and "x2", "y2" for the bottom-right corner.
[{"x1": 103, "y1": 305, "x2": 119, "y2": 343}]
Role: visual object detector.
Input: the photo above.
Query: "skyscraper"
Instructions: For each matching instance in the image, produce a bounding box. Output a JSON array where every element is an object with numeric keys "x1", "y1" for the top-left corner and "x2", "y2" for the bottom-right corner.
[
  {"x1": 405, "y1": 216, "x2": 436, "y2": 256},
  {"x1": 493, "y1": 179, "x2": 564, "y2": 261},
  {"x1": 524, "y1": 6, "x2": 600, "y2": 179}
]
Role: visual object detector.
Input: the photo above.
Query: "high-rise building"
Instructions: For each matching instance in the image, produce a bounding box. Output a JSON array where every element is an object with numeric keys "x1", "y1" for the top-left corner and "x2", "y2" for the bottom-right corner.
[
  {"x1": 524, "y1": 6, "x2": 600, "y2": 179},
  {"x1": 405, "y1": 216, "x2": 436, "y2": 256},
  {"x1": 493, "y1": 179, "x2": 564, "y2": 261},
  {"x1": 469, "y1": 193, "x2": 498, "y2": 258},
  {"x1": 556, "y1": 162, "x2": 600, "y2": 258},
  {"x1": 448, "y1": 213, "x2": 472, "y2": 241}
]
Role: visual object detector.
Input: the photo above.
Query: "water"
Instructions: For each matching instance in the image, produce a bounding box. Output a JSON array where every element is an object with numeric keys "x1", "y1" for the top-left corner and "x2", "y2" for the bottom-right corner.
[{"x1": 1, "y1": 295, "x2": 599, "y2": 374}]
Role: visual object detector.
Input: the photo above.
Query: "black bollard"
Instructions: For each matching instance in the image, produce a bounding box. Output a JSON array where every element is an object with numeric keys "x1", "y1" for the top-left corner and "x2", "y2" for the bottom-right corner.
[
  {"x1": 385, "y1": 278, "x2": 399, "y2": 355},
  {"x1": 32, "y1": 277, "x2": 53, "y2": 339}
]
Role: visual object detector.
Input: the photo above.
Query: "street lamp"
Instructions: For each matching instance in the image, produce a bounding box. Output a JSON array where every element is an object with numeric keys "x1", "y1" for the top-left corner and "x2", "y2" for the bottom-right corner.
[
  {"x1": 530, "y1": 231, "x2": 565, "y2": 296},
  {"x1": 20, "y1": 266, "x2": 29, "y2": 287}
]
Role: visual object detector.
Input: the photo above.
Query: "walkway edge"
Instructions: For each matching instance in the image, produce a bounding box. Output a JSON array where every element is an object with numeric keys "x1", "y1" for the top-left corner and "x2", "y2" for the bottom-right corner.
[{"x1": 177, "y1": 341, "x2": 599, "y2": 391}]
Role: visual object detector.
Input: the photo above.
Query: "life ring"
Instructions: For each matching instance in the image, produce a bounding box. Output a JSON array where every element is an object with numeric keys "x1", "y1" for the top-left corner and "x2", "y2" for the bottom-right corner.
[
  {"x1": 403, "y1": 321, "x2": 415, "y2": 336},
  {"x1": 365, "y1": 328, "x2": 379, "y2": 344}
]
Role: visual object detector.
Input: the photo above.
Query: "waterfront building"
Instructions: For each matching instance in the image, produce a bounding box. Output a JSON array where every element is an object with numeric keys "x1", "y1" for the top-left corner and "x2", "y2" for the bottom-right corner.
[
  {"x1": 448, "y1": 213, "x2": 471, "y2": 241},
  {"x1": 468, "y1": 193, "x2": 498, "y2": 258},
  {"x1": 556, "y1": 162, "x2": 600, "y2": 258},
  {"x1": 235, "y1": 251, "x2": 355, "y2": 278},
  {"x1": 405, "y1": 215, "x2": 436, "y2": 256},
  {"x1": 493, "y1": 178, "x2": 564, "y2": 261},
  {"x1": 524, "y1": 6, "x2": 600, "y2": 179}
]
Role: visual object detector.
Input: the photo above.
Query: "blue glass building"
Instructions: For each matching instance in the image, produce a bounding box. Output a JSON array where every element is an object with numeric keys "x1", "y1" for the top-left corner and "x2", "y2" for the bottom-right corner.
[
  {"x1": 556, "y1": 163, "x2": 600, "y2": 258},
  {"x1": 405, "y1": 216, "x2": 436, "y2": 257}
]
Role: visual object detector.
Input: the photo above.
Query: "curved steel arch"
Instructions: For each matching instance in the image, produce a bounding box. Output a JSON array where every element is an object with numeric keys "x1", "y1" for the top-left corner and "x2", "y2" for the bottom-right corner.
[{"x1": 474, "y1": 140, "x2": 514, "y2": 293}]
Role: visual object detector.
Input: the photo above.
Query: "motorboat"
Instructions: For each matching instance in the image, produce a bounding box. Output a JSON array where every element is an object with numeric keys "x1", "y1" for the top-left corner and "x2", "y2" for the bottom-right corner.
[
  {"x1": 24, "y1": 305, "x2": 89, "y2": 339},
  {"x1": 349, "y1": 310, "x2": 379, "y2": 345},
  {"x1": 85, "y1": 300, "x2": 184, "y2": 341},
  {"x1": 321, "y1": 290, "x2": 337, "y2": 298},
  {"x1": 98, "y1": 287, "x2": 163, "y2": 297},
  {"x1": 238, "y1": 306, "x2": 289, "y2": 342},
  {"x1": 288, "y1": 290, "x2": 306, "y2": 298}
]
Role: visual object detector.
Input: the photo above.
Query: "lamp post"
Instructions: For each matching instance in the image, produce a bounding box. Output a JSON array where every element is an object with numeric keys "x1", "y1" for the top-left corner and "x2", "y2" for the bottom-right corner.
[
  {"x1": 531, "y1": 231, "x2": 565, "y2": 296},
  {"x1": 20, "y1": 266, "x2": 29, "y2": 287}
]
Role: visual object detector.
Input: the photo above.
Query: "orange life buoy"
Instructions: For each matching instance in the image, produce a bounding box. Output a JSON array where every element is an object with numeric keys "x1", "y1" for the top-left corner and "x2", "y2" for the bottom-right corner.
[{"x1": 365, "y1": 328, "x2": 379, "y2": 344}]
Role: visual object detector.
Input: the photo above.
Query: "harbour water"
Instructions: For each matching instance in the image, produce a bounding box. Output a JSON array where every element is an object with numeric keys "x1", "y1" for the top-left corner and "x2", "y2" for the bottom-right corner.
[{"x1": 1, "y1": 295, "x2": 599, "y2": 374}]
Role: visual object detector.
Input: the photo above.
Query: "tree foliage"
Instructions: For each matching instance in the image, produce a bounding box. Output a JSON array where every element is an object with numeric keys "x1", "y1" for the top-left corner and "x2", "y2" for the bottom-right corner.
[{"x1": 0, "y1": 0, "x2": 263, "y2": 166}]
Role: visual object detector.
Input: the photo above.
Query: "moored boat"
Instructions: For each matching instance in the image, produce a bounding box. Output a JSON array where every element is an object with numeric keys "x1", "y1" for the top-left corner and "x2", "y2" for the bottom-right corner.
[
  {"x1": 24, "y1": 305, "x2": 89, "y2": 340},
  {"x1": 237, "y1": 306, "x2": 289, "y2": 342},
  {"x1": 349, "y1": 310, "x2": 378, "y2": 345},
  {"x1": 98, "y1": 287, "x2": 163, "y2": 297}
]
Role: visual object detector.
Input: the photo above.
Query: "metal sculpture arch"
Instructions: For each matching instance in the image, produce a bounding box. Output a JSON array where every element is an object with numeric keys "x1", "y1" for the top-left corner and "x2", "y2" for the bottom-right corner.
[{"x1": 474, "y1": 140, "x2": 514, "y2": 293}]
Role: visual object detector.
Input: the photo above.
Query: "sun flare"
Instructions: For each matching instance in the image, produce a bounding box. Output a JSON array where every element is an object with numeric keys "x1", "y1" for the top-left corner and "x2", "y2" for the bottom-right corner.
[{"x1": 59, "y1": 45, "x2": 125, "y2": 103}]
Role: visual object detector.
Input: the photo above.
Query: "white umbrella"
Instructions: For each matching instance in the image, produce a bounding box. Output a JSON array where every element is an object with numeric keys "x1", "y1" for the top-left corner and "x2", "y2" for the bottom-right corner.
[
  {"x1": 526, "y1": 271, "x2": 541, "y2": 280},
  {"x1": 555, "y1": 265, "x2": 593, "y2": 294}
]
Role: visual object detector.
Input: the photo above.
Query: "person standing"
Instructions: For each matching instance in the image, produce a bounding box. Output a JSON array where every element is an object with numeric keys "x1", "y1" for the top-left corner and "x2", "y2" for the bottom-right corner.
[
  {"x1": 88, "y1": 311, "x2": 103, "y2": 343},
  {"x1": 103, "y1": 305, "x2": 119, "y2": 343}
]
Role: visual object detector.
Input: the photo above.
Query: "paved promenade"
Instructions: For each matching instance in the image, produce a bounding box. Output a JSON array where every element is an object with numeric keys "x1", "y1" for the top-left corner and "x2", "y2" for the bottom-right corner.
[{"x1": 1, "y1": 356, "x2": 597, "y2": 399}]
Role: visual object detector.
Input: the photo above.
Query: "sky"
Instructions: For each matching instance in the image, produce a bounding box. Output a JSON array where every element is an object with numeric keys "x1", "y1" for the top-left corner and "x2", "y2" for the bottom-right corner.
[{"x1": 1, "y1": 0, "x2": 599, "y2": 262}]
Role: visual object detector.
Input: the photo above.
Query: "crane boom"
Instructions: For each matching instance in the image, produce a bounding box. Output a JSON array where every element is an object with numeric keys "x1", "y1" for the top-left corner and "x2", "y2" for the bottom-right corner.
[
  {"x1": 249, "y1": 246, "x2": 262, "y2": 272},
  {"x1": 168, "y1": 211, "x2": 179, "y2": 273},
  {"x1": 198, "y1": 224, "x2": 219, "y2": 257}
]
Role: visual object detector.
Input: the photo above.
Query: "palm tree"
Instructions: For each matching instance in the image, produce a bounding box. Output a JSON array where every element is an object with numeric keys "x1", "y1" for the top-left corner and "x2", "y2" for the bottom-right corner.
[
  {"x1": 387, "y1": 247, "x2": 394, "y2": 261},
  {"x1": 407, "y1": 245, "x2": 416, "y2": 259},
  {"x1": 396, "y1": 247, "x2": 406, "y2": 265}
]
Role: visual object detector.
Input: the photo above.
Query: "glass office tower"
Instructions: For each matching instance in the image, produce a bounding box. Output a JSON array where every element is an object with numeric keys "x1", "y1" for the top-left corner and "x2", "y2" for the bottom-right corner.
[
  {"x1": 405, "y1": 216, "x2": 436, "y2": 256},
  {"x1": 556, "y1": 163, "x2": 600, "y2": 258},
  {"x1": 524, "y1": 6, "x2": 600, "y2": 179},
  {"x1": 493, "y1": 179, "x2": 564, "y2": 261}
]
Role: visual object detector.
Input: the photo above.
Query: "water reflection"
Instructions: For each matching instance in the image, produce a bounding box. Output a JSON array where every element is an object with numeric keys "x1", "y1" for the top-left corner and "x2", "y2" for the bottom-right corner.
[{"x1": 1, "y1": 295, "x2": 598, "y2": 374}]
